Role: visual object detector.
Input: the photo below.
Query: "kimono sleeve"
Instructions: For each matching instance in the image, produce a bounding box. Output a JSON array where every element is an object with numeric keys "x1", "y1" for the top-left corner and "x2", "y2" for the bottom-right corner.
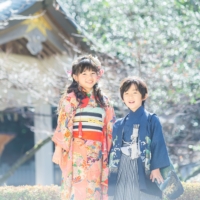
[
  {"x1": 52, "y1": 97, "x2": 73, "y2": 152},
  {"x1": 108, "y1": 118, "x2": 122, "y2": 168},
  {"x1": 150, "y1": 115, "x2": 170, "y2": 171},
  {"x1": 104, "y1": 101, "x2": 116, "y2": 154},
  {"x1": 101, "y1": 99, "x2": 116, "y2": 188}
]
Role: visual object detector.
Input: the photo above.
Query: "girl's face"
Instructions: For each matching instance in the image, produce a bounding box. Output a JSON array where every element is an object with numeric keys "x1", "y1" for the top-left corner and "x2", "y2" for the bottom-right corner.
[
  {"x1": 73, "y1": 69, "x2": 98, "y2": 93},
  {"x1": 123, "y1": 84, "x2": 147, "y2": 112}
]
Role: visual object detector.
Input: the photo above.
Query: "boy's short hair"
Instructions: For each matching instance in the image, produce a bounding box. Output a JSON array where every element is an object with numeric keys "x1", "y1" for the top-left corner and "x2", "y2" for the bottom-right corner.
[{"x1": 120, "y1": 76, "x2": 148, "y2": 104}]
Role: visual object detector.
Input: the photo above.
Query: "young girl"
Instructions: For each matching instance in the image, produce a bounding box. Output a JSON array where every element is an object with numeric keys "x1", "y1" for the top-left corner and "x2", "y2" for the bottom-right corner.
[
  {"x1": 52, "y1": 55, "x2": 115, "y2": 200},
  {"x1": 108, "y1": 76, "x2": 170, "y2": 200}
]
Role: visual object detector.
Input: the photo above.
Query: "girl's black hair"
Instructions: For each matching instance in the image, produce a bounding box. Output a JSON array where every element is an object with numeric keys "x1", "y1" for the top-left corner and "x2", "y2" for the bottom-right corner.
[
  {"x1": 120, "y1": 76, "x2": 148, "y2": 106},
  {"x1": 66, "y1": 55, "x2": 106, "y2": 108}
]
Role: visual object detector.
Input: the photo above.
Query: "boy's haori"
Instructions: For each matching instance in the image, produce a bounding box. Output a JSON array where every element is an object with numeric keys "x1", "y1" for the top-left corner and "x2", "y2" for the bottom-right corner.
[
  {"x1": 52, "y1": 55, "x2": 115, "y2": 200},
  {"x1": 108, "y1": 76, "x2": 170, "y2": 200},
  {"x1": 108, "y1": 110, "x2": 170, "y2": 198}
]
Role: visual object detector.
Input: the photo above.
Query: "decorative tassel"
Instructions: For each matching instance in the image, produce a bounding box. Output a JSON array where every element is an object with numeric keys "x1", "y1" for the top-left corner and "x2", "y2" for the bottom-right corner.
[
  {"x1": 78, "y1": 121, "x2": 83, "y2": 138},
  {"x1": 130, "y1": 124, "x2": 140, "y2": 159},
  {"x1": 131, "y1": 143, "x2": 137, "y2": 159}
]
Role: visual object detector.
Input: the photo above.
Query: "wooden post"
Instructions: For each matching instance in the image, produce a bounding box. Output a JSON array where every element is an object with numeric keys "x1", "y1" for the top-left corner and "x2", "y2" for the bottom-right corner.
[{"x1": 34, "y1": 104, "x2": 53, "y2": 185}]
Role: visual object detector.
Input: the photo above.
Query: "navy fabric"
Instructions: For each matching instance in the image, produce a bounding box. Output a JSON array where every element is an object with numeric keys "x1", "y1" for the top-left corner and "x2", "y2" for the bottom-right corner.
[
  {"x1": 123, "y1": 106, "x2": 144, "y2": 142},
  {"x1": 108, "y1": 106, "x2": 170, "y2": 197}
]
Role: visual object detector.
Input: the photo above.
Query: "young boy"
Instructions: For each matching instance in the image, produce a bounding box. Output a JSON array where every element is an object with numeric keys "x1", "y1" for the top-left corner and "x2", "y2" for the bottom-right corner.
[{"x1": 108, "y1": 76, "x2": 170, "y2": 200}]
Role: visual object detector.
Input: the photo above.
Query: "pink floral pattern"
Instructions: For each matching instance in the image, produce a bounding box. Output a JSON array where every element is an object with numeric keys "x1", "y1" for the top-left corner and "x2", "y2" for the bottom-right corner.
[{"x1": 52, "y1": 92, "x2": 115, "y2": 200}]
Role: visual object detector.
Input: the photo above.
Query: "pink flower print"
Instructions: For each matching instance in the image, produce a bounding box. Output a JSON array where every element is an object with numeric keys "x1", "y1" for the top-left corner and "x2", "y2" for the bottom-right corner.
[
  {"x1": 76, "y1": 157, "x2": 83, "y2": 166},
  {"x1": 86, "y1": 140, "x2": 95, "y2": 146},
  {"x1": 65, "y1": 104, "x2": 71, "y2": 113}
]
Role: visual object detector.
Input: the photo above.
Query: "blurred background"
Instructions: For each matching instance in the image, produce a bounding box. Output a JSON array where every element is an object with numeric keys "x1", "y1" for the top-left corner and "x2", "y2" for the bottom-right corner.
[{"x1": 0, "y1": 0, "x2": 200, "y2": 186}]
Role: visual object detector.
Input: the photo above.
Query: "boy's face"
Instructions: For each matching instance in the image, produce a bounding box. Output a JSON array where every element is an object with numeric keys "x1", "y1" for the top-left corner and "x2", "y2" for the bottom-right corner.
[{"x1": 123, "y1": 84, "x2": 146, "y2": 112}]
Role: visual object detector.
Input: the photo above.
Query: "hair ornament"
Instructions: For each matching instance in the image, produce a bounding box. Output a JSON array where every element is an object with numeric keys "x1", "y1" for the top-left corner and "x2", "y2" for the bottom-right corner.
[
  {"x1": 88, "y1": 54, "x2": 101, "y2": 69},
  {"x1": 88, "y1": 55, "x2": 104, "y2": 79}
]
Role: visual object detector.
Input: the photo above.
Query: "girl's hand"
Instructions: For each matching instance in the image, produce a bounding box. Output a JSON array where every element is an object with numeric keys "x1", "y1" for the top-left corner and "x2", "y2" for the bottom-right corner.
[
  {"x1": 150, "y1": 168, "x2": 164, "y2": 184},
  {"x1": 52, "y1": 146, "x2": 62, "y2": 165}
]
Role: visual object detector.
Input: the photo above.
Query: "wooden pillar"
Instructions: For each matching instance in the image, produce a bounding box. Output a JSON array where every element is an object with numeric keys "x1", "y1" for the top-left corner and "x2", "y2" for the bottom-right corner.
[{"x1": 34, "y1": 104, "x2": 53, "y2": 185}]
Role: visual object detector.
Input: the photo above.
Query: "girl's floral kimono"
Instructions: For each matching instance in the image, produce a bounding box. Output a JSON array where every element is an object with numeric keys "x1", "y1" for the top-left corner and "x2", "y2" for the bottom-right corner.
[{"x1": 52, "y1": 92, "x2": 115, "y2": 200}]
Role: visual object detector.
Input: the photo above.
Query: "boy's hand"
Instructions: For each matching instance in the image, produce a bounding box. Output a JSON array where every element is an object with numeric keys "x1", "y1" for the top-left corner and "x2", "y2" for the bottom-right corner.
[
  {"x1": 52, "y1": 146, "x2": 62, "y2": 165},
  {"x1": 150, "y1": 168, "x2": 164, "y2": 184}
]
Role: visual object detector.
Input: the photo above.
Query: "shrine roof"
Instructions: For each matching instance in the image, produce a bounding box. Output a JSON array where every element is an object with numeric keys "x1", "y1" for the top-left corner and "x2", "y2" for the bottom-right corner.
[{"x1": 0, "y1": 0, "x2": 90, "y2": 58}]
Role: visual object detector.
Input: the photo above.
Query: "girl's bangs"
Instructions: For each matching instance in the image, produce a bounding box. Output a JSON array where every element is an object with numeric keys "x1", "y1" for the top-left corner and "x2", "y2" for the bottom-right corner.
[{"x1": 75, "y1": 59, "x2": 99, "y2": 74}]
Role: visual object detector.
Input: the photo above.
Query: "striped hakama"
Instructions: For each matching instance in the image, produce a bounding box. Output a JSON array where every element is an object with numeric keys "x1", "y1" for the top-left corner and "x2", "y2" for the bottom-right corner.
[{"x1": 113, "y1": 154, "x2": 161, "y2": 200}]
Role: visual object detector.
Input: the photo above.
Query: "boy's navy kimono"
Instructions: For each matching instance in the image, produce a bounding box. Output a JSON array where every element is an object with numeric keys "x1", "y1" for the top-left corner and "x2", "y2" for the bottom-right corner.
[{"x1": 108, "y1": 106, "x2": 170, "y2": 198}]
